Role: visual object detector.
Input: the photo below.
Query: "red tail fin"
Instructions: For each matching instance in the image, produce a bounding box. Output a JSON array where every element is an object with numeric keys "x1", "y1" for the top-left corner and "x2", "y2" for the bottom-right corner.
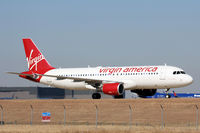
[{"x1": 23, "y1": 39, "x2": 54, "y2": 74}]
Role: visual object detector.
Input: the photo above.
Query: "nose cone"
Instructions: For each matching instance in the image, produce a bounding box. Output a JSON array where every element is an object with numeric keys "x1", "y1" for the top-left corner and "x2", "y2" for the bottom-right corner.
[{"x1": 184, "y1": 75, "x2": 193, "y2": 85}]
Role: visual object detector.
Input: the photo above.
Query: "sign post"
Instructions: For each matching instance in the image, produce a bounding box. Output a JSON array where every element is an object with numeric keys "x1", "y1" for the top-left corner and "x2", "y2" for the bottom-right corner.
[
  {"x1": 63, "y1": 105, "x2": 66, "y2": 126},
  {"x1": 129, "y1": 105, "x2": 132, "y2": 128},
  {"x1": 160, "y1": 105, "x2": 164, "y2": 128},
  {"x1": 95, "y1": 105, "x2": 98, "y2": 128},
  {"x1": 0, "y1": 105, "x2": 3, "y2": 125},
  {"x1": 195, "y1": 105, "x2": 199, "y2": 130},
  {"x1": 30, "y1": 105, "x2": 33, "y2": 125}
]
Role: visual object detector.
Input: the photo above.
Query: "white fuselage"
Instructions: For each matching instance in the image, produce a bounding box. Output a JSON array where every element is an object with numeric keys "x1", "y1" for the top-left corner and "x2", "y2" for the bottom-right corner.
[
  {"x1": 40, "y1": 65, "x2": 193, "y2": 90},
  {"x1": 9, "y1": 38, "x2": 194, "y2": 99}
]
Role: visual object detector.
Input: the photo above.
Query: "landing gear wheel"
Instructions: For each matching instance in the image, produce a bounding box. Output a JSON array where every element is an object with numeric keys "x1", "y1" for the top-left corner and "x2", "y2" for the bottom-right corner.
[
  {"x1": 165, "y1": 94, "x2": 171, "y2": 98},
  {"x1": 165, "y1": 88, "x2": 171, "y2": 98},
  {"x1": 92, "y1": 93, "x2": 101, "y2": 99},
  {"x1": 114, "y1": 94, "x2": 125, "y2": 99}
]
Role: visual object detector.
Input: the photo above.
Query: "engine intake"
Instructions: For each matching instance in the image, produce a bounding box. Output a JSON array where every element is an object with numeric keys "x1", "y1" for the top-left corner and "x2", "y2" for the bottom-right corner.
[{"x1": 102, "y1": 83, "x2": 124, "y2": 96}]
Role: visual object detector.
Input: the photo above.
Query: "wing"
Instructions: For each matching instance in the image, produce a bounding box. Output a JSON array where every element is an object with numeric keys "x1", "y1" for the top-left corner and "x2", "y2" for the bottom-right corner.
[{"x1": 7, "y1": 72, "x2": 122, "y2": 86}]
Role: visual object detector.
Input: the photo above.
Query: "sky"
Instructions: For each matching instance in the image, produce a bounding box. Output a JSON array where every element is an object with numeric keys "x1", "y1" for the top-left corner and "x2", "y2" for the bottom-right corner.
[{"x1": 0, "y1": 0, "x2": 200, "y2": 93}]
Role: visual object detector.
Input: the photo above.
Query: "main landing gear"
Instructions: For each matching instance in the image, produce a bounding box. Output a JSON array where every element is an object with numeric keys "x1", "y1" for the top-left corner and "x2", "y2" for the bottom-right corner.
[
  {"x1": 114, "y1": 94, "x2": 125, "y2": 99},
  {"x1": 165, "y1": 88, "x2": 171, "y2": 98},
  {"x1": 92, "y1": 93, "x2": 125, "y2": 99},
  {"x1": 92, "y1": 93, "x2": 101, "y2": 99}
]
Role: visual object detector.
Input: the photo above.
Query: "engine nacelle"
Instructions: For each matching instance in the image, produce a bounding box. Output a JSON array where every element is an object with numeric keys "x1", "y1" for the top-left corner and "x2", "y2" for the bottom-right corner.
[
  {"x1": 102, "y1": 83, "x2": 124, "y2": 96},
  {"x1": 131, "y1": 89, "x2": 157, "y2": 98}
]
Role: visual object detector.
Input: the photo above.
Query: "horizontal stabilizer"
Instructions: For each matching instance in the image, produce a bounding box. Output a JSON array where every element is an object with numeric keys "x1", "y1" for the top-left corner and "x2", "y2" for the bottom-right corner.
[{"x1": 7, "y1": 72, "x2": 39, "y2": 79}]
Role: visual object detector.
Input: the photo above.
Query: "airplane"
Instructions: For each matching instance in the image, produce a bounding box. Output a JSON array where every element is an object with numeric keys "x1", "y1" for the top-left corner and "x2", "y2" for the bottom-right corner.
[{"x1": 7, "y1": 39, "x2": 193, "y2": 99}]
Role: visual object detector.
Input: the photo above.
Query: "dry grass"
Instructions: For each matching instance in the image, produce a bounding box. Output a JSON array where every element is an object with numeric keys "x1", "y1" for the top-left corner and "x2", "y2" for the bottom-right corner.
[{"x1": 0, "y1": 125, "x2": 199, "y2": 133}]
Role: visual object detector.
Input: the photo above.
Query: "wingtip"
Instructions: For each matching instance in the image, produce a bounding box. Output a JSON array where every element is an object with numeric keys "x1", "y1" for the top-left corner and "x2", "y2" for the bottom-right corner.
[
  {"x1": 6, "y1": 72, "x2": 21, "y2": 75},
  {"x1": 6, "y1": 72, "x2": 13, "y2": 74}
]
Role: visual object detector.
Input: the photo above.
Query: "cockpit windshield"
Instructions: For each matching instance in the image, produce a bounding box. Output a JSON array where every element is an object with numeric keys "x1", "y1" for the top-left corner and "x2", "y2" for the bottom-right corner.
[{"x1": 173, "y1": 71, "x2": 186, "y2": 75}]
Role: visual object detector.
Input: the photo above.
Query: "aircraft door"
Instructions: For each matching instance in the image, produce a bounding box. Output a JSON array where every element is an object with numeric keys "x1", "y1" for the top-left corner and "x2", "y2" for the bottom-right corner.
[{"x1": 159, "y1": 66, "x2": 166, "y2": 80}]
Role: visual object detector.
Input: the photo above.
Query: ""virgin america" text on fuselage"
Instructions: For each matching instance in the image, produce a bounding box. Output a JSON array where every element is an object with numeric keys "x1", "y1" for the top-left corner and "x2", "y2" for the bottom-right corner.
[{"x1": 99, "y1": 67, "x2": 158, "y2": 74}]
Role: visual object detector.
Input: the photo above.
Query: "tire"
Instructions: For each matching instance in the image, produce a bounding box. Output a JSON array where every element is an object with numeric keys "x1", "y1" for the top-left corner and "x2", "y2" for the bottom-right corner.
[
  {"x1": 114, "y1": 94, "x2": 125, "y2": 99},
  {"x1": 92, "y1": 93, "x2": 101, "y2": 99},
  {"x1": 165, "y1": 94, "x2": 171, "y2": 98}
]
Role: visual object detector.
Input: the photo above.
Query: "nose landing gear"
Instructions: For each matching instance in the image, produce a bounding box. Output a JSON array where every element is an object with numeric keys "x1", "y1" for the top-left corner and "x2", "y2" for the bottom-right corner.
[{"x1": 165, "y1": 88, "x2": 171, "y2": 98}]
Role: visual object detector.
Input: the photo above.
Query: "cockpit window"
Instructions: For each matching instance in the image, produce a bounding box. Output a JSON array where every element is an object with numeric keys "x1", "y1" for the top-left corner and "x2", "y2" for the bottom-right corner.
[
  {"x1": 173, "y1": 71, "x2": 186, "y2": 75},
  {"x1": 181, "y1": 71, "x2": 186, "y2": 74}
]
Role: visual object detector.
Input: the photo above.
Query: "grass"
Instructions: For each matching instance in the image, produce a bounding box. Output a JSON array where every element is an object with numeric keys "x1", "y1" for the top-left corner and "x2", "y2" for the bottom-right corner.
[{"x1": 0, "y1": 125, "x2": 199, "y2": 133}]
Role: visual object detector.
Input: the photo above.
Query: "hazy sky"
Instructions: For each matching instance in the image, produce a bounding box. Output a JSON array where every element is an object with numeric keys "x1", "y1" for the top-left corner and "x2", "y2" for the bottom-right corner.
[{"x1": 0, "y1": 0, "x2": 200, "y2": 93}]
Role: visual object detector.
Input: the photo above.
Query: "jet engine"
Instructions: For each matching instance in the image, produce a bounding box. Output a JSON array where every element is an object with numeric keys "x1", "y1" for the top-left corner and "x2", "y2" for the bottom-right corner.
[{"x1": 102, "y1": 83, "x2": 124, "y2": 96}]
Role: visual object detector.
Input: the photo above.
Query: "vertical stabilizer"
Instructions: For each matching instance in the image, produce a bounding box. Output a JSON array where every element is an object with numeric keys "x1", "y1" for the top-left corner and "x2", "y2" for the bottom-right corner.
[{"x1": 22, "y1": 38, "x2": 54, "y2": 74}]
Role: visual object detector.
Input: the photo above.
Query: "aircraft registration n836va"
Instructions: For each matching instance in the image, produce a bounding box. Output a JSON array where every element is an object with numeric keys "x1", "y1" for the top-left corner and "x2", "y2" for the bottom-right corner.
[{"x1": 8, "y1": 39, "x2": 193, "y2": 99}]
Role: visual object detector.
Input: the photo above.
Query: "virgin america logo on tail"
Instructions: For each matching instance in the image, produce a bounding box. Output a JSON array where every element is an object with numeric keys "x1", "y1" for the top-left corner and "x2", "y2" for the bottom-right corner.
[{"x1": 27, "y1": 49, "x2": 45, "y2": 71}]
